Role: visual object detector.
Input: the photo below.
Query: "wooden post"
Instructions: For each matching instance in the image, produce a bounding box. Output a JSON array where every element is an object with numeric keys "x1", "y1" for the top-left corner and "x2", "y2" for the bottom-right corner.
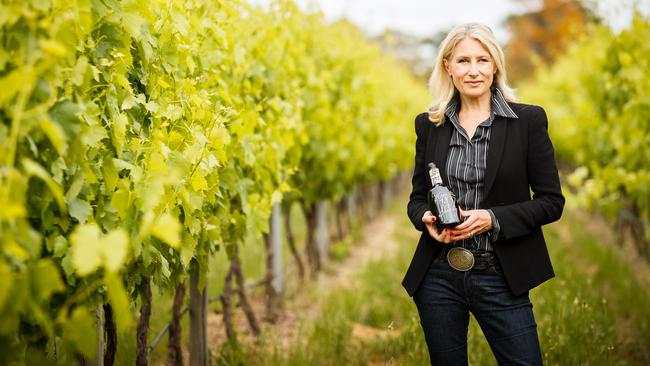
[
  {"x1": 270, "y1": 203, "x2": 283, "y2": 293},
  {"x1": 376, "y1": 181, "x2": 384, "y2": 211},
  {"x1": 263, "y1": 203, "x2": 282, "y2": 321},
  {"x1": 334, "y1": 198, "x2": 345, "y2": 240},
  {"x1": 381, "y1": 180, "x2": 390, "y2": 208},
  {"x1": 189, "y1": 261, "x2": 207, "y2": 366},
  {"x1": 391, "y1": 173, "x2": 401, "y2": 196},
  {"x1": 347, "y1": 189, "x2": 357, "y2": 225},
  {"x1": 315, "y1": 201, "x2": 329, "y2": 262},
  {"x1": 95, "y1": 304, "x2": 104, "y2": 366}
]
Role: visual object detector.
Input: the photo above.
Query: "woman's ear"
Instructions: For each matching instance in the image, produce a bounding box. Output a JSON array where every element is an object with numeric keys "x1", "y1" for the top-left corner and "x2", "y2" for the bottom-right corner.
[{"x1": 443, "y1": 59, "x2": 450, "y2": 74}]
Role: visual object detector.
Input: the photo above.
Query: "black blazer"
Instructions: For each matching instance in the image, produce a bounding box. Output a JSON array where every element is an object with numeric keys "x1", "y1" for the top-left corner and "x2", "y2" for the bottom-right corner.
[{"x1": 403, "y1": 102, "x2": 565, "y2": 297}]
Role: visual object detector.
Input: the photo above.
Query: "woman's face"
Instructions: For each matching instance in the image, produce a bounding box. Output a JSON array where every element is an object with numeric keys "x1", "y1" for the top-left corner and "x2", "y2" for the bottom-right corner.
[{"x1": 445, "y1": 37, "x2": 496, "y2": 100}]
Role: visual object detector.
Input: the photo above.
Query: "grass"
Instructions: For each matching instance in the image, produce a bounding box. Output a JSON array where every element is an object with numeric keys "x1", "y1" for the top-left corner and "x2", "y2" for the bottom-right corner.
[
  {"x1": 114, "y1": 189, "x2": 650, "y2": 365},
  {"x1": 115, "y1": 198, "x2": 367, "y2": 364},
  {"x1": 212, "y1": 195, "x2": 650, "y2": 365},
  {"x1": 116, "y1": 202, "x2": 313, "y2": 365},
  {"x1": 536, "y1": 211, "x2": 650, "y2": 365}
]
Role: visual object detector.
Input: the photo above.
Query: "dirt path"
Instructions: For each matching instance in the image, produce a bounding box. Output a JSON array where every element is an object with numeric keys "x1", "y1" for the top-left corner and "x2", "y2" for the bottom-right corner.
[
  {"x1": 555, "y1": 209, "x2": 650, "y2": 291},
  {"x1": 201, "y1": 209, "x2": 407, "y2": 361},
  {"x1": 158, "y1": 205, "x2": 650, "y2": 365},
  {"x1": 551, "y1": 209, "x2": 650, "y2": 365}
]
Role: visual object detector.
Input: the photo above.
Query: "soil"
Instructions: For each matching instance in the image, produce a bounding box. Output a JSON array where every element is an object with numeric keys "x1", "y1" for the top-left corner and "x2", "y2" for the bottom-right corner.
[{"x1": 156, "y1": 209, "x2": 406, "y2": 365}]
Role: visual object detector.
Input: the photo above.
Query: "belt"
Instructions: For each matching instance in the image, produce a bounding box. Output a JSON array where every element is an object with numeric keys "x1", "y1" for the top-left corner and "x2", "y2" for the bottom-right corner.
[
  {"x1": 472, "y1": 252, "x2": 499, "y2": 270},
  {"x1": 438, "y1": 247, "x2": 500, "y2": 271}
]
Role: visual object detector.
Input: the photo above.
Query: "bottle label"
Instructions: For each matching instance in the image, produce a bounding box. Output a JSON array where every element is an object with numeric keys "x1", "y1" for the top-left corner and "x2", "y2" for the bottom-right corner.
[
  {"x1": 429, "y1": 168, "x2": 443, "y2": 186},
  {"x1": 435, "y1": 194, "x2": 458, "y2": 223}
]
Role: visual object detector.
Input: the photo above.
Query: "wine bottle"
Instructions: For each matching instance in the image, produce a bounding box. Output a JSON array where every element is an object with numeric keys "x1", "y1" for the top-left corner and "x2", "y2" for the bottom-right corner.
[{"x1": 427, "y1": 162, "x2": 461, "y2": 230}]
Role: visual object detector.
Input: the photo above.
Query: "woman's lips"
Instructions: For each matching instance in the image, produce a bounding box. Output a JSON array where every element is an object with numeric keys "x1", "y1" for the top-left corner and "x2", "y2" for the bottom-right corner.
[{"x1": 465, "y1": 81, "x2": 483, "y2": 86}]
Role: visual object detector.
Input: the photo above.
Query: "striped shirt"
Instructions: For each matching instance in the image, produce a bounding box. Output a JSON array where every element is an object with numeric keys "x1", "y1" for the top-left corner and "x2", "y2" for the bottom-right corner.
[{"x1": 444, "y1": 87, "x2": 518, "y2": 252}]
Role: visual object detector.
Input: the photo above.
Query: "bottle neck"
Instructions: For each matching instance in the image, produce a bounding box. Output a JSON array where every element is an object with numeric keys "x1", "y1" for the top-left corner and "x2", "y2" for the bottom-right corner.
[{"x1": 429, "y1": 168, "x2": 443, "y2": 186}]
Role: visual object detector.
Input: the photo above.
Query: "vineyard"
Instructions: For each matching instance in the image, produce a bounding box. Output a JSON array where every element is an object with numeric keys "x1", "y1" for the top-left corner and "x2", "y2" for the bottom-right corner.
[
  {"x1": 520, "y1": 15, "x2": 650, "y2": 260},
  {"x1": 1, "y1": 0, "x2": 650, "y2": 365},
  {"x1": 0, "y1": 0, "x2": 427, "y2": 364}
]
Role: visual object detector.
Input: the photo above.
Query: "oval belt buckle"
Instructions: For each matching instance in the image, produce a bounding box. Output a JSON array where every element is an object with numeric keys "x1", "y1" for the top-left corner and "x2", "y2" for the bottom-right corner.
[{"x1": 447, "y1": 247, "x2": 475, "y2": 271}]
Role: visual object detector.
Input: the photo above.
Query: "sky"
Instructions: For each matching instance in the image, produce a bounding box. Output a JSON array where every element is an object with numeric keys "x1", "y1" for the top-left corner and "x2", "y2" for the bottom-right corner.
[{"x1": 249, "y1": 0, "x2": 650, "y2": 43}]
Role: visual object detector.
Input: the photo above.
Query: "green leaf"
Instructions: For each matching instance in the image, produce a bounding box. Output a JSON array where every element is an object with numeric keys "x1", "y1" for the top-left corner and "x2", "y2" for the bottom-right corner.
[
  {"x1": 103, "y1": 228, "x2": 129, "y2": 272},
  {"x1": 111, "y1": 179, "x2": 131, "y2": 219},
  {"x1": 120, "y1": 95, "x2": 138, "y2": 110},
  {"x1": 71, "y1": 224, "x2": 102, "y2": 276},
  {"x1": 104, "y1": 271, "x2": 133, "y2": 332},
  {"x1": 65, "y1": 173, "x2": 85, "y2": 202},
  {"x1": 111, "y1": 113, "x2": 128, "y2": 157},
  {"x1": 0, "y1": 262, "x2": 13, "y2": 312},
  {"x1": 39, "y1": 117, "x2": 68, "y2": 155},
  {"x1": 138, "y1": 175, "x2": 164, "y2": 211},
  {"x1": 61, "y1": 252, "x2": 75, "y2": 280},
  {"x1": 71, "y1": 56, "x2": 89, "y2": 87},
  {"x1": 40, "y1": 39, "x2": 67, "y2": 57},
  {"x1": 180, "y1": 233, "x2": 196, "y2": 268},
  {"x1": 120, "y1": 11, "x2": 147, "y2": 41},
  {"x1": 21, "y1": 158, "x2": 66, "y2": 213},
  {"x1": 71, "y1": 224, "x2": 130, "y2": 275},
  {"x1": 62, "y1": 307, "x2": 97, "y2": 359},
  {"x1": 81, "y1": 124, "x2": 108, "y2": 148},
  {"x1": 52, "y1": 235, "x2": 68, "y2": 258},
  {"x1": 68, "y1": 198, "x2": 92, "y2": 223},
  {"x1": 30, "y1": 259, "x2": 64, "y2": 303},
  {"x1": 49, "y1": 100, "x2": 81, "y2": 136},
  {"x1": 190, "y1": 169, "x2": 208, "y2": 192},
  {"x1": 103, "y1": 156, "x2": 119, "y2": 193},
  {"x1": 151, "y1": 213, "x2": 181, "y2": 248},
  {"x1": 0, "y1": 66, "x2": 31, "y2": 104}
]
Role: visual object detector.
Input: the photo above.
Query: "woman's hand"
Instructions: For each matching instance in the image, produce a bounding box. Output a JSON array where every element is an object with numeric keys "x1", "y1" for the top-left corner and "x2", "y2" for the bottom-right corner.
[
  {"x1": 451, "y1": 208, "x2": 493, "y2": 241},
  {"x1": 422, "y1": 211, "x2": 454, "y2": 244}
]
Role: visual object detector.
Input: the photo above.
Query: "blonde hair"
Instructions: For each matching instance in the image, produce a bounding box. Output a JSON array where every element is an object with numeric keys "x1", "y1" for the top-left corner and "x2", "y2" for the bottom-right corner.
[{"x1": 427, "y1": 22, "x2": 516, "y2": 125}]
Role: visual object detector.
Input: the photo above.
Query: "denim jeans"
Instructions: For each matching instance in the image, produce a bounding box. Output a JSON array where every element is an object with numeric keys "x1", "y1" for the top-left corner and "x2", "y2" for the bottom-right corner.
[{"x1": 413, "y1": 252, "x2": 543, "y2": 366}]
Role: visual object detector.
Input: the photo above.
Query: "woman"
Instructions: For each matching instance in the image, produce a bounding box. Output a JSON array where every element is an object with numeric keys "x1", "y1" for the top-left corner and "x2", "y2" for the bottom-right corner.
[{"x1": 403, "y1": 23, "x2": 564, "y2": 365}]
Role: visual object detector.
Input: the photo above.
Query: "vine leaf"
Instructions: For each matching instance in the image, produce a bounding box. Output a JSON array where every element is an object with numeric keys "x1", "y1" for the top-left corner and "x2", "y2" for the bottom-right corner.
[
  {"x1": 70, "y1": 224, "x2": 129, "y2": 275},
  {"x1": 151, "y1": 213, "x2": 181, "y2": 248},
  {"x1": 62, "y1": 307, "x2": 97, "y2": 359},
  {"x1": 21, "y1": 158, "x2": 66, "y2": 212}
]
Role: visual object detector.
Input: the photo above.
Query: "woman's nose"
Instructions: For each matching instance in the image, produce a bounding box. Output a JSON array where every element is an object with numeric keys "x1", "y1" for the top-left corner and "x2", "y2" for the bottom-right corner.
[{"x1": 468, "y1": 61, "x2": 479, "y2": 75}]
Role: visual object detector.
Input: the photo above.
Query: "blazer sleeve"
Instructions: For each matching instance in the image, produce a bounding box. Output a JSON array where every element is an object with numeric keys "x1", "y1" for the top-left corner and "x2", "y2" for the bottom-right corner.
[
  {"x1": 491, "y1": 106, "x2": 565, "y2": 240},
  {"x1": 407, "y1": 113, "x2": 431, "y2": 232}
]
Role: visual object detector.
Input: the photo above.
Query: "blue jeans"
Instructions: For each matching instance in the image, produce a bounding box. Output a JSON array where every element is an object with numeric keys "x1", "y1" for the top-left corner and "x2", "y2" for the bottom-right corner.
[{"x1": 413, "y1": 253, "x2": 543, "y2": 366}]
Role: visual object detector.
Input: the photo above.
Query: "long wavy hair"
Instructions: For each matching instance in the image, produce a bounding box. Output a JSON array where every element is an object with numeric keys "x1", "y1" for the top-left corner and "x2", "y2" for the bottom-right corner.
[{"x1": 427, "y1": 23, "x2": 517, "y2": 125}]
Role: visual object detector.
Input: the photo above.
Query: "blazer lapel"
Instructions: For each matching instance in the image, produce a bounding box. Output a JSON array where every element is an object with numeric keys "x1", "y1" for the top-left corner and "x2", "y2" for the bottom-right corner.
[{"x1": 484, "y1": 115, "x2": 507, "y2": 197}]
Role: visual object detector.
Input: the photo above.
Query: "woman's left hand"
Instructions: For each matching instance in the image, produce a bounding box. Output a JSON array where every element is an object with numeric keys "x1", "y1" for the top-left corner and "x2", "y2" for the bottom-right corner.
[{"x1": 451, "y1": 208, "x2": 493, "y2": 241}]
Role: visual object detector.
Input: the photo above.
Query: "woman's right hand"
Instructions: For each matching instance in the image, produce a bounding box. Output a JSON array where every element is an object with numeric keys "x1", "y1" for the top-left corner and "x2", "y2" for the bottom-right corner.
[{"x1": 422, "y1": 211, "x2": 454, "y2": 244}]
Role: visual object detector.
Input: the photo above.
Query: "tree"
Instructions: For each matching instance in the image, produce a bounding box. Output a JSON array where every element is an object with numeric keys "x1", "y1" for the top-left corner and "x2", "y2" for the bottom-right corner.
[{"x1": 505, "y1": 0, "x2": 599, "y2": 84}]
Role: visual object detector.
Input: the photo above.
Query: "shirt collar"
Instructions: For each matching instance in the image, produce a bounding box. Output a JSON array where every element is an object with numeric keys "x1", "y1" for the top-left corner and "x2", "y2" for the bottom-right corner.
[
  {"x1": 491, "y1": 87, "x2": 518, "y2": 119},
  {"x1": 444, "y1": 87, "x2": 518, "y2": 120}
]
